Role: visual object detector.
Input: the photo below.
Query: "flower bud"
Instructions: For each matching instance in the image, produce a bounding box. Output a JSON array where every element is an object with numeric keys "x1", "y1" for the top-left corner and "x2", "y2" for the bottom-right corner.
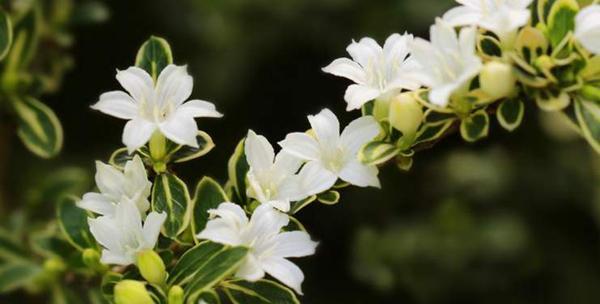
[
  {"x1": 82, "y1": 248, "x2": 101, "y2": 267},
  {"x1": 480, "y1": 61, "x2": 516, "y2": 99},
  {"x1": 168, "y1": 285, "x2": 184, "y2": 304},
  {"x1": 373, "y1": 98, "x2": 391, "y2": 121},
  {"x1": 43, "y1": 257, "x2": 66, "y2": 274},
  {"x1": 114, "y1": 280, "x2": 154, "y2": 304},
  {"x1": 388, "y1": 92, "x2": 423, "y2": 136},
  {"x1": 136, "y1": 249, "x2": 166, "y2": 285},
  {"x1": 581, "y1": 85, "x2": 600, "y2": 102}
]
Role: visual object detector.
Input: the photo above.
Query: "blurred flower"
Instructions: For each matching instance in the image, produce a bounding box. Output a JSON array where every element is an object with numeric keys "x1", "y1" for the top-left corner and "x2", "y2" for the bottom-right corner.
[
  {"x1": 197, "y1": 202, "x2": 317, "y2": 294},
  {"x1": 443, "y1": 0, "x2": 533, "y2": 40},
  {"x1": 92, "y1": 65, "x2": 223, "y2": 152},
  {"x1": 88, "y1": 198, "x2": 166, "y2": 266},
  {"x1": 279, "y1": 109, "x2": 381, "y2": 191},
  {"x1": 322, "y1": 34, "x2": 421, "y2": 111},
  {"x1": 77, "y1": 155, "x2": 151, "y2": 216},
  {"x1": 410, "y1": 19, "x2": 482, "y2": 107},
  {"x1": 244, "y1": 130, "x2": 304, "y2": 212},
  {"x1": 575, "y1": 4, "x2": 600, "y2": 54}
]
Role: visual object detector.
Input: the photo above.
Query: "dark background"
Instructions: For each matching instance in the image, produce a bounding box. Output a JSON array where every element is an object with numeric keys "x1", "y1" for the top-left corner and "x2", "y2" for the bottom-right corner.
[{"x1": 5, "y1": 0, "x2": 600, "y2": 303}]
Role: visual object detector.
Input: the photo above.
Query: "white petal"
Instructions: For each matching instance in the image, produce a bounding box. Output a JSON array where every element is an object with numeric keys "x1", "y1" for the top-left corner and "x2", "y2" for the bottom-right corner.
[
  {"x1": 88, "y1": 216, "x2": 121, "y2": 252},
  {"x1": 115, "y1": 67, "x2": 154, "y2": 102},
  {"x1": 292, "y1": 161, "x2": 337, "y2": 198},
  {"x1": 115, "y1": 198, "x2": 143, "y2": 237},
  {"x1": 92, "y1": 91, "x2": 138, "y2": 120},
  {"x1": 178, "y1": 100, "x2": 223, "y2": 118},
  {"x1": 197, "y1": 220, "x2": 243, "y2": 246},
  {"x1": 261, "y1": 257, "x2": 305, "y2": 294},
  {"x1": 346, "y1": 37, "x2": 382, "y2": 68},
  {"x1": 208, "y1": 202, "x2": 249, "y2": 227},
  {"x1": 100, "y1": 249, "x2": 133, "y2": 266},
  {"x1": 77, "y1": 193, "x2": 115, "y2": 216},
  {"x1": 122, "y1": 118, "x2": 156, "y2": 153},
  {"x1": 307, "y1": 108, "x2": 340, "y2": 145},
  {"x1": 265, "y1": 200, "x2": 291, "y2": 213},
  {"x1": 271, "y1": 231, "x2": 317, "y2": 258},
  {"x1": 123, "y1": 155, "x2": 152, "y2": 201},
  {"x1": 576, "y1": 5, "x2": 600, "y2": 54},
  {"x1": 272, "y1": 151, "x2": 303, "y2": 177},
  {"x1": 155, "y1": 64, "x2": 193, "y2": 107},
  {"x1": 248, "y1": 204, "x2": 289, "y2": 237},
  {"x1": 142, "y1": 211, "x2": 167, "y2": 248},
  {"x1": 443, "y1": 6, "x2": 482, "y2": 27},
  {"x1": 344, "y1": 84, "x2": 381, "y2": 111},
  {"x1": 159, "y1": 110, "x2": 198, "y2": 148},
  {"x1": 340, "y1": 116, "x2": 380, "y2": 154},
  {"x1": 322, "y1": 58, "x2": 366, "y2": 84},
  {"x1": 245, "y1": 130, "x2": 275, "y2": 173},
  {"x1": 429, "y1": 83, "x2": 457, "y2": 107},
  {"x1": 278, "y1": 132, "x2": 320, "y2": 161},
  {"x1": 235, "y1": 254, "x2": 265, "y2": 281},
  {"x1": 339, "y1": 160, "x2": 380, "y2": 188},
  {"x1": 95, "y1": 161, "x2": 125, "y2": 198}
]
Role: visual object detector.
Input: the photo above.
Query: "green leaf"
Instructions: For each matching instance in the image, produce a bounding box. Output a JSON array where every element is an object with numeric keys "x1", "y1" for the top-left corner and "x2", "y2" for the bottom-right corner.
[
  {"x1": 9, "y1": 4, "x2": 40, "y2": 70},
  {"x1": 108, "y1": 147, "x2": 135, "y2": 170},
  {"x1": 546, "y1": 0, "x2": 579, "y2": 48},
  {"x1": 0, "y1": 8, "x2": 12, "y2": 61},
  {"x1": 317, "y1": 190, "x2": 340, "y2": 205},
  {"x1": 222, "y1": 279, "x2": 299, "y2": 304},
  {"x1": 0, "y1": 228, "x2": 27, "y2": 262},
  {"x1": 100, "y1": 272, "x2": 123, "y2": 302},
  {"x1": 497, "y1": 98, "x2": 525, "y2": 131},
  {"x1": 0, "y1": 262, "x2": 42, "y2": 293},
  {"x1": 135, "y1": 36, "x2": 173, "y2": 80},
  {"x1": 396, "y1": 155, "x2": 413, "y2": 171},
  {"x1": 227, "y1": 139, "x2": 249, "y2": 203},
  {"x1": 460, "y1": 110, "x2": 490, "y2": 142},
  {"x1": 423, "y1": 109, "x2": 456, "y2": 125},
  {"x1": 575, "y1": 98, "x2": 600, "y2": 154},
  {"x1": 358, "y1": 141, "x2": 399, "y2": 166},
  {"x1": 168, "y1": 131, "x2": 215, "y2": 163},
  {"x1": 30, "y1": 228, "x2": 73, "y2": 259},
  {"x1": 152, "y1": 173, "x2": 191, "y2": 238},
  {"x1": 13, "y1": 96, "x2": 63, "y2": 158},
  {"x1": 185, "y1": 246, "x2": 248, "y2": 301},
  {"x1": 289, "y1": 195, "x2": 316, "y2": 214},
  {"x1": 414, "y1": 121, "x2": 453, "y2": 145},
  {"x1": 197, "y1": 290, "x2": 221, "y2": 304},
  {"x1": 477, "y1": 34, "x2": 502, "y2": 58},
  {"x1": 57, "y1": 196, "x2": 95, "y2": 251},
  {"x1": 191, "y1": 177, "x2": 228, "y2": 236},
  {"x1": 168, "y1": 241, "x2": 226, "y2": 286}
]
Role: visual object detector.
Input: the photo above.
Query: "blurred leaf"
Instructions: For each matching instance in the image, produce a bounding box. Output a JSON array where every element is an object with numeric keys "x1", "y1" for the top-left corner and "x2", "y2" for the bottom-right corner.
[
  {"x1": 575, "y1": 98, "x2": 600, "y2": 153},
  {"x1": 191, "y1": 177, "x2": 228, "y2": 236},
  {"x1": 222, "y1": 279, "x2": 299, "y2": 304},
  {"x1": 71, "y1": 1, "x2": 110, "y2": 25},
  {"x1": 135, "y1": 36, "x2": 173, "y2": 80},
  {"x1": 0, "y1": 227, "x2": 27, "y2": 262},
  {"x1": 108, "y1": 147, "x2": 134, "y2": 170},
  {"x1": 169, "y1": 131, "x2": 215, "y2": 163},
  {"x1": 317, "y1": 190, "x2": 340, "y2": 205},
  {"x1": 152, "y1": 173, "x2": 191, "y2": 238},
  {"x1": 13, "y1": 96, "x2": 63, "y2": 158},
  {"x1": 197, "y1": 290, "x2": 221, "y2": 304},
  {"x1": 57, "y1": 196, "x2": 95, "y2": 251},
  {"x1": 100, "y1": 272, "x2": 122, "y2": 302},
  {"x1": 0, "y1": 8, "x2": 12, "y2": 61},
  {"x1": 184, "y1": 246, "x2": 248, "y2": 301},
  {"x1": 460, "y1": 110, "x2": 489, "y2": 142},
  {"x1": 227, "y1": 138, "x2": 249, "y2": 203},
  {"x1": 167, "y1": 241, "x2": 225, "y2": 286},
  {"x1": 546, "y1": 0, "x2": 579, "y2": 48},
  {"x1": 497, "y1": 98, "x2": 525, "y2": 132},
  {"x1": 414, "y1": 121, "x2": 453, "y2": 145},
  {"x1": 0, "y1": 262, "x2": 41, "y2": 293}
]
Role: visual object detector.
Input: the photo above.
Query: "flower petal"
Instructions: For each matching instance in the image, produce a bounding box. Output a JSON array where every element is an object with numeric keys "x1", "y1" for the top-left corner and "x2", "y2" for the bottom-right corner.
[
  {"x1": 443, "y1": 6, "x2": 482, "y2": 27},
  {"x1": 271, "y1": 231, "x2": 317, "y2": 258},
  {"x1": 100, "y1": 249, "x2": 133, "y2": 266},
  {"x1": 278, "y1": 132, "x2": 320, "y2": 161},
  {"x1": 115, "y1": 67, "x2": 154, "y2": 102},
  {"x1": 307, "y1": 108, "x2": 340, "y2": 145},
  {"x1": 142, "y1": 211, "x2": 167, "y2": 248},
  {"x1": 235, "y1": 254, "x2": 265, "y2": 281},
  {"x1": 95, "y1": 161, "x2": 125, "y2": 199},
  {"x1": 122, "y1": 118, "x2": 156, "y2": 153},
  {"x1": 262, "y1": 257, "x2": 305, "y2": 295},
  {"x1": 347, "y1": 37, "x2": 382, "y2": 68},
  {"x1": 339, "y1": 160, "x2": 380, "y2": 188},
  {"x1": 344, "y1": 84, "x2": 381, "y2": 111},
  {"x1": 178, "y1": 100, "x2": 223, "y2": 118},
  {"x1": 88, "y1": 216, "x2": 121, "y2": 253},
  {"x1": 245, "y1": 130, "x2": 275, "y2": 173},
  {"x1": 77, "y1": 193, "x2": 115, "y2": 216},
  {"x1": 92, "y1": 91, "x2": 138, "y2": 120},
  {"x1": 289, "y1": 161, "x2": 337, "y2": 199},
  {"x1": 322, "y1": 58, "x2": 366, "y2": 84},
  {"x1": 159, "y1": 110, "x2": 198, "y2": 148},
  {"x1": 340, "y1": 116, "x2": 380, "y2": 155},
  {"x1": 155, "y1": 64, "x2": 193, "y2": 107}
]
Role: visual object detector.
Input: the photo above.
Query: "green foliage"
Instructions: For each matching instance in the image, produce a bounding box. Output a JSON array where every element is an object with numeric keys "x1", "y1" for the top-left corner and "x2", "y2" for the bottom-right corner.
[
  {"x1": 317, "y1": 190, "x2": 340, "y2": 205},
  {"x1": 460, "y1": 110, "x2": 490, "y2": 142},
  {"x1": 135, "y1": 36, "x2": 174, "y2": 80},
  {"x1": 497, "y1": 98, "x2": 525, "y2": 131},
  {"x1": 191, "y1": 177, "x2": 229, "y2": 236},
  {"x1": 358, "y1": 141, "x2": 399, "y2": 166},
  {"x1": 546, "y1": 0, "x2": 579, "y2": 48},
  {"x1": 575, "y1": 98, "x2": 600, "y2": 153},
  {"x1": 227, "y1": 139, "x2": 249, "y2": 203},
  {"x1": 169, "y1": 131, "x2": 216, "y2": 163},
  {"x1": 12, "y1": 96, "x2": 63, "y2": 158},
  {"x1": 168, "y1": 241, "x2": 226, "y2": 286},
  {"x1": 56, "y1": 196, "x2": 95, "y2": 251},
  {"x1": 0, "y1": 8, "x2": 12, "y2": 61},
  {"x1": 222, "y1": 279, "x2": 299, "y2": 304},
  {"x1": 0, "y1": 262, "x2": 42, "y2": 293},
  {"x1": 152, "y1": 173, "x2": 192, "y2": 238}
]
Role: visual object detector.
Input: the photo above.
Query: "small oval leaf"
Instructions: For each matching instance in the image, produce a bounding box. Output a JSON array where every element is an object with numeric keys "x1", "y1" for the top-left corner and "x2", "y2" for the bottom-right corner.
[
  {"x1": 13, "y1": 96, "x2": 63, "y2": 158},
  {"x1": 497, "y1": 98, "x2": 525, "y2": 131},
  {"x1": 191, "y1": 177, "x2": 228, "y2": 236},
  {"x1": 222, "y1": 279, "x2": 300, "y2": 304},
  {"x1": 57, "y1": 196, "x2": 95, "y2": 251},
  {"x1": 0, "y1": 8, "x2": 12, "y2": 61},
  {"x1": 135, "y1": 36, "x2": 173, "y2": 79},
  {"x1": 460, "y1": 110, "x2": 490, "y2": 142},
  {"x1": 151, "y1": 173, "x2": 191, "y2": 238}
]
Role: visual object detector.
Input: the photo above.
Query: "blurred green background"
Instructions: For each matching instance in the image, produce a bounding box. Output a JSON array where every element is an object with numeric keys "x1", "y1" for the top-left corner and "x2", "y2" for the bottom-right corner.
[{"x1": 3, "y1": 0, "x2": 600, "y2": 303}]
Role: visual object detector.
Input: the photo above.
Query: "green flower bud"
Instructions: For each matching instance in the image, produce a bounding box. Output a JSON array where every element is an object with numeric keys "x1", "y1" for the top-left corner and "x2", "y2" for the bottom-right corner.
[
  {"x1": 43, "y1": 257, "x2": 66, "y2": 274},
  {"x1": 136, "y1": 249, "x2": 166, "y2": 286},
  {"x1": 480, "y1": 61, "x2": 516, "y2": 99},
  {"x1": 114, "y1": 280, "x2": 154, "y2": 304},
  {"x1": 82, "y1": 248, "x2": 101, "y2": 267},
  {"x1": 168, "y1": 285, "x2": 184, "y2": 304},
  {"x1": 388, "y1": 92, "x2": 423, "y2": 137},
  {"x1": 581, "y1": 85, "x2": 600, "y2": 102}
]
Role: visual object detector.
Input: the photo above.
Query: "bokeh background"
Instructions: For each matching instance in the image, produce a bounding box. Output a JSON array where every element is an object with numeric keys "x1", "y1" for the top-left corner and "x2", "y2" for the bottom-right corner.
[{"x1": 3, "y1": 0, "x2": 600, "y2": 303}]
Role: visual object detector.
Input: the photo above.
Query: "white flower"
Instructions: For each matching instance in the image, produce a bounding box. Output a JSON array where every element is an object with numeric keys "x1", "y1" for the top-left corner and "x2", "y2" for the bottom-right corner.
[
  {"x1": 575, "y1": 4, "x2": 600, "y2": 54},
  {"x1": 410, "y1": 19, "x2": 483, "y2": 107},
  {"x1": 92, "y1": 64, "x2": 223, "y2": 152},
  {"x1": 197, "y1": 202, "x2": 317, "y2": 294},
  {"x1": 322, "y1": 33, "x2": 421, "y2": 111},
  {"x1": 244, "y1": 130, "x2": 306, "y2": 212},
  {"x1": 443, "y1": 0, "x2": 533, "y2": 39},
  {"x1": 278, "y1": 109, "x2": 381, "y2": 192},
  {"x1": 88, "y1": 198, "x2": 166, "y2": 266},
  {"x1": 77, "y1": 155, "x2": 151, "y2": 217}
]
